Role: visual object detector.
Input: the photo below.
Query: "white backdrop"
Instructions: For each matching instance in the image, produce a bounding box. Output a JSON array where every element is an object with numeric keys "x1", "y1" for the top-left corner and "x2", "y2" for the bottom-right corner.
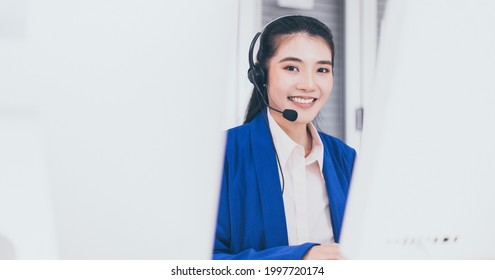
[
  {"x1": 341, "y1": 0, "x2": 495, "y2": 259},
  {"x1": 0, "y1": 0, "x2": 239, "y2": 259}
]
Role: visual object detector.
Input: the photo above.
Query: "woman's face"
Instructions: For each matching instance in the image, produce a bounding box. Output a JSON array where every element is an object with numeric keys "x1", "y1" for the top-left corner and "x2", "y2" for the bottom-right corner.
[{"x1": 266, "y1": 33, "x2": 333, "y2": 125}]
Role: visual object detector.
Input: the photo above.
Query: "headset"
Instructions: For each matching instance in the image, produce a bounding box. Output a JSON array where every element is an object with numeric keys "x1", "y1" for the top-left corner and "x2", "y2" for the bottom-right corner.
[
  {"x1": 246, "y1": 15, "x2": 302, "y2": 194},
  {"x1": 247, "y1": 16, "x2": 298, "y2": 122}
]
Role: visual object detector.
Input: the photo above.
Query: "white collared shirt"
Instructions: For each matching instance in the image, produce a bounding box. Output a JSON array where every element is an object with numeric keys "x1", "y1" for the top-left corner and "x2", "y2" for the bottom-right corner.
[{"x1": 267, "y1": 110, "x2": 334, "y2": 245}]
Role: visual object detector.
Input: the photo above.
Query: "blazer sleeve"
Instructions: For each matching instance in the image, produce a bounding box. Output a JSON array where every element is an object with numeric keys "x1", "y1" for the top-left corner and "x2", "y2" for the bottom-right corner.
[
  {"x1": 212, "y1": 140, "x2": 318, "y2": 260},
  {"x1": 213, "y1": 243, "x2": 318, "y2": 260},
  {"x1": 213, "y1": 167, "x2": 317, "y2": 259}
]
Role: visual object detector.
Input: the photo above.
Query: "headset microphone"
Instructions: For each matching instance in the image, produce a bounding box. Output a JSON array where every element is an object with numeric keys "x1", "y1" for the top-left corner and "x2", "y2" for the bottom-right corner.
[
  {"x1": 247, "y1": 32, "x2": 298, "y2": 122},
  {"x1": 282, "y1": 108, "x2": 298, "y2": 122},
  {"x1": 254, "y1": 83, "x2": 298, "y2": 122}
]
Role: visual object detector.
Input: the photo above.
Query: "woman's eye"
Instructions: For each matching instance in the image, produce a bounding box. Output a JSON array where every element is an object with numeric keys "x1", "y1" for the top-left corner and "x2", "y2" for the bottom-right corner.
[
  {"x1": 317, "y1": 68, "x2": 331, "y2": 73},
  {"x1": 285, "y1": 66, "x2": 299, "y2": 72}
]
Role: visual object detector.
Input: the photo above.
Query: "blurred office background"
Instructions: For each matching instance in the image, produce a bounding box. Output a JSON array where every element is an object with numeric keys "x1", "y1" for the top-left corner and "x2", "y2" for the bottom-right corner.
[{"x1": 0, "y1": 0, "x2": 387, "y2": 259}]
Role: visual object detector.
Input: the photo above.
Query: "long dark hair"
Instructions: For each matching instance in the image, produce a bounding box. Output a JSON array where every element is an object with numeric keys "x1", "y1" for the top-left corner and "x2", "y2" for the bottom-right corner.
[{"x1": 244, "y1": 15, "x2": 335, "y2": 124}]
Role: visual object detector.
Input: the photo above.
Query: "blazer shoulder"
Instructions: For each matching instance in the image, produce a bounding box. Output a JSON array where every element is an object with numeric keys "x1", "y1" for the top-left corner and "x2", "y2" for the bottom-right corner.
[
  {"x1": 227, "y1": 122, "x2": 251, "y2": 137},
  {"x1": 226, "y1": 121, "x2": 253, "y2": 141},
  {"x1": 318, "y1": 131, "x2": 356, "y2": 170},
  {"x1": 224, "y1": 122, "x2": 254, "y2": 156},
  {"x1": 318, "y1": 132, "x2": 355, "y2": 155}
]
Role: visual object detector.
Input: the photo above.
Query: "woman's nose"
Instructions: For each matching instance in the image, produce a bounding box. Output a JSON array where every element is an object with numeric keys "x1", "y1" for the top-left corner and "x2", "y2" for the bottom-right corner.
[{"x1": 296, "y1": 71, "x2": 316, "y2": 92}]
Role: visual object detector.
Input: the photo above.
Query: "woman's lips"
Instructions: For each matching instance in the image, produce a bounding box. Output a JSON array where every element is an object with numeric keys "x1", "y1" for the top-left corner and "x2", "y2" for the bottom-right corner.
[{"x1": 288, "y1": 96, "x2": 317, "y2": 107}]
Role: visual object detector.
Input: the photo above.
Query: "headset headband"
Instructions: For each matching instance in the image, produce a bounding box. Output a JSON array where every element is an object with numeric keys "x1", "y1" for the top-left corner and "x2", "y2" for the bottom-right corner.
[{"x1": 248, "y1": 14, "x2": 299, "y2": 72}]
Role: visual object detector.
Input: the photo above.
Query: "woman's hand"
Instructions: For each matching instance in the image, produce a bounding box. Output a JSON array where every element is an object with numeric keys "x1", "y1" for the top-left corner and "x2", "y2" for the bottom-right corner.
[{"x1": 303, "y1": 243, "x2": 343, "y2": 260}]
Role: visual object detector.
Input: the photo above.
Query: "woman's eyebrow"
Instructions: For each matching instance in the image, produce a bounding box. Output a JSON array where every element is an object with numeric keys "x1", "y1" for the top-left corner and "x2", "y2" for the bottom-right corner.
[
  {"x1": 318, "y1": 60, "x2": 333, "y2": 66},
  {"x1": 278, "y1": 57, "x2": 302, "y2": 63},
  {"x1": 278, "y1": 57, "x2": 333, "y2": 66}
]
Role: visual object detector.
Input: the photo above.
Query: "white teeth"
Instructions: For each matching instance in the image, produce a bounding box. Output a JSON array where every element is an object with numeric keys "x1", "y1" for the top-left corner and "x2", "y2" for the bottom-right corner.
[{"x1": 289, "y1": 97, "x2": 316, "y2": 104}]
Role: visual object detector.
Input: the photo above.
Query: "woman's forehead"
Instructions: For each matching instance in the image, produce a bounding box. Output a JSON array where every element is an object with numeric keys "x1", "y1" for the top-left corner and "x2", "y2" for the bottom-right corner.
[{"x1": 272, "y1": 33, "x2": 333, "y2": 61}]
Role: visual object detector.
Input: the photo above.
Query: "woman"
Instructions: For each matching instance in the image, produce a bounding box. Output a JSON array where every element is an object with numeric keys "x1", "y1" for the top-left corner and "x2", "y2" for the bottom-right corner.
[{"x1": 213, "y1": 15, "x2": 356, "y2": 260}]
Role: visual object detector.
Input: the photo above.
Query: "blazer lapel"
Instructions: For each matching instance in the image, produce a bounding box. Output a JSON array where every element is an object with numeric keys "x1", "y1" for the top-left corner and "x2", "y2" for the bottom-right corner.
[
  {"x1": 250, "y1": 112, "x2": 289, "y2": 247},
  {"x1": 321, "y1": 145, "x2": 347, "y2": 243}
]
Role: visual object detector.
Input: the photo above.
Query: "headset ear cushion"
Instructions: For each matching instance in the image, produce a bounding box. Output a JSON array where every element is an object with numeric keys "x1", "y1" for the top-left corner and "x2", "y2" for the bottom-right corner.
[
  {"x1": 253, "y1": 65, "x2": 266, "y2": 86},
  {"x1": 247, "y1": 67, "x2": 256, "y2": 84},
  {"x1": 248, "y1": 65, "x2": 266, "y2": 87}
]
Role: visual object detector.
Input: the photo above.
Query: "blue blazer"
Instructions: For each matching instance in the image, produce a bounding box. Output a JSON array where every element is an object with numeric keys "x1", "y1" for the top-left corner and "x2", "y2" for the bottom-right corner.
[{"x1": 213, "y1": 111, "x2": 356, "y2": 259}]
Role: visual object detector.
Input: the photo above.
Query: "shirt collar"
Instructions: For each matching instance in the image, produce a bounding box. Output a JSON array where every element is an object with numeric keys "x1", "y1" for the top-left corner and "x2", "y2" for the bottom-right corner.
[
  {"x1": 306, "y1": 122, "x2": 324, "y2": 171},
  {"x1": 267, "y1": 109, "x2": 324, "y2": 172}
]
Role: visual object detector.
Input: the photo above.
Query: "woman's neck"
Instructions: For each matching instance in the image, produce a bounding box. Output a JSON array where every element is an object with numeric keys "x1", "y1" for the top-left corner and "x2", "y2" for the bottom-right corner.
[{"x1": 270, "y1": 110, "x2": 313, "y2": 157}]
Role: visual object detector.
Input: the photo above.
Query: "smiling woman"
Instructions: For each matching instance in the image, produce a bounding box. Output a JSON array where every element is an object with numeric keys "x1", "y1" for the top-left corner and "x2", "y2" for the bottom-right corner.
[
  {"x1": 213, "y1": 15, "x2": 356, "y2": 260},
  {"x1": 267, "y1": 34, "x2": 334, "y2": 125}
]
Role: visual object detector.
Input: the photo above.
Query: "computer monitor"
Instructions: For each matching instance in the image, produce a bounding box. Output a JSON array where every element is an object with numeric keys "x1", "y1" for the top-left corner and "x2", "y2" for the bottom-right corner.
[
  {"x1": 340, "y1": 0, "x2": 495, "y2": 259},
  {"x1": 0, "y1": 0, "x2": 236, "y2": 259}
]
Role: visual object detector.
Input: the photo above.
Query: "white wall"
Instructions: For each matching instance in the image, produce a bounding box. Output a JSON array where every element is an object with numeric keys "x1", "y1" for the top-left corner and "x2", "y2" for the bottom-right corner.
[
  {"x1": 0, "y1": 0, "x2": 238, "y2": 259},
  {"x1": 345, "y1": 0, "x2": 378, "y2": 152},
  {"x1": 225, "y1": 0, "x2": 262, "y2": 128}
]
